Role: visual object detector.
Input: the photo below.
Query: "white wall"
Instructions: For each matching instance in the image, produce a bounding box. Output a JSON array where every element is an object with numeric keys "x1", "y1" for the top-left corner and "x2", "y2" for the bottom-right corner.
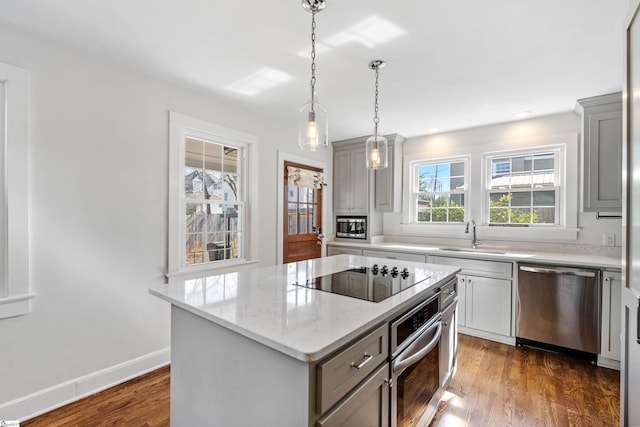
[
  {"x1": 384, "y1": 112, "x2": 622, "y2": 252},
  {"x1": 0, "y1": 22, "x2": 329, "y2": 420}
]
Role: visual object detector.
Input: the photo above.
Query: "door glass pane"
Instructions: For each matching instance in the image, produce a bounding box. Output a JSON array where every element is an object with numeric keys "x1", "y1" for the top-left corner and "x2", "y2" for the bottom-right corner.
[
  {"x1": 299, "y1": 204, "x2": 308, "y2": 234},
  {"x1": 288, "y1": 187, "x2": 298, "y2": 202},
  {"x1": 288, "y1": 203, "x2": 297, "y2": 234}
]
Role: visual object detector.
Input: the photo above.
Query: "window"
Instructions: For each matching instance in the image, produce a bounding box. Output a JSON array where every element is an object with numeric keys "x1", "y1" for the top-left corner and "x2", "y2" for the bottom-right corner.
[
  {"x1": 169, "y1": 112, "x2": 258, "y2": 274},
  {"x1": 485, "y1": 149, "x2": 561, "y2": 225},
  {"x1": 411, "y1": 158, "x2": 468, "y2": 223},
  {"x1": 184, "y1": 138, "x2": 242, "y2": 265},
  {"x1": 0, "y1": 62, "x2": 32, "y2": 319}
]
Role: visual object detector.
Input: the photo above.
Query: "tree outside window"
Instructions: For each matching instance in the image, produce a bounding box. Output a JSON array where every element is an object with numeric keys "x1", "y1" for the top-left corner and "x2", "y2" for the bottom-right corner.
[{"x1": 414, "y1": 160, "x2": 466, "y2": 223}]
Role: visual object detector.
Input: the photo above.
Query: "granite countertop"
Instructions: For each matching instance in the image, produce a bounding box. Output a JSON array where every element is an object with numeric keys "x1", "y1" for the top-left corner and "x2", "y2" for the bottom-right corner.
[
  {"x1": 328, "y1": 241, "x2": 622, "y2": 270},
  {"x1": 150, "y1": 255, "x2": 460, "y2": 363}
]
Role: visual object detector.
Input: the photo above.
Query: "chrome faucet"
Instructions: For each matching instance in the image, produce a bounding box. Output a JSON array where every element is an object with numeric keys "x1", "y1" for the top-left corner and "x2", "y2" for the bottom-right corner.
[{"x1": 465, "y1": 219, "x2": 480, "y2": 249}]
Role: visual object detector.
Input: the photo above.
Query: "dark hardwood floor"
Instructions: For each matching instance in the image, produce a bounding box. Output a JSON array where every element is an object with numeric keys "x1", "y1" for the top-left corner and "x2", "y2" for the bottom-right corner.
[
  {"x1": 429, "y1": 334, "x2": 620, "y2": 427},
  {"x1": 22, "y1": 335, "x2": 619, "y2": 427}
]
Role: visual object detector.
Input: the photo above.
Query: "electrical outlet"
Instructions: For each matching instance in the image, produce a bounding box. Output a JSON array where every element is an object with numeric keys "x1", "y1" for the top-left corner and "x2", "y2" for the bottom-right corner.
[{"x1": 603, "y1": 234, "x2": 616, "y2": 247}]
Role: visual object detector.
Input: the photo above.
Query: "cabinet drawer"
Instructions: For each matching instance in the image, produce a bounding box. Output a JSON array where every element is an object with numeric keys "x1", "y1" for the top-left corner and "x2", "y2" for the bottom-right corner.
[
  {"x1": 328, "y1": 246, "x2": 363, "y2": 256},
  {"x1": 430, "y1": 256, "x2": 512, "y2": 279},
  {"x1": 440, "y1": 277, "x2": 457, "y2": 309},
  {"x1": 362, "y1": 249, "x2": 427, "y2": 263},
  {"x1": 317, "y1": 323, "x2": 388, "y2": 414}
]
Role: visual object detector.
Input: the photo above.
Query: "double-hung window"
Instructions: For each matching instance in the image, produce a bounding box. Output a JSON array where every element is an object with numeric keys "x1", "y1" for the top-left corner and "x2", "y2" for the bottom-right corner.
[
  {"x1": 184, "y1": 138, "x2": 243, "y2": 265},
  {"x1": 169, "y1": 112, "x2": 257, "y2": 274},
  {"x1": 485, "y1": 149, "x2": 561, "y2": 225},
  {"x1": 411, "y1": 158, "x2": 468, "y2": 223}
]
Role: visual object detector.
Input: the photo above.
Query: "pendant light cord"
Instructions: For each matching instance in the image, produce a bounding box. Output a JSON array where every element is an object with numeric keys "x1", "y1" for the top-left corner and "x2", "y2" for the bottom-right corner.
[
  {"x1": 373, "y1": 67, "x2": 380, "y2": 140},
  {"x1": 310, "y1": 10, "x2": 317, "y2": 111}
]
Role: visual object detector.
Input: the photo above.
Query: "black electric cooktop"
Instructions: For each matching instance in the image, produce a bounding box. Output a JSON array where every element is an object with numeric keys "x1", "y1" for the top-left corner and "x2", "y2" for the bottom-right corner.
[{"x1": 292, "y1": 264, "x2": 431, "y2": 303}]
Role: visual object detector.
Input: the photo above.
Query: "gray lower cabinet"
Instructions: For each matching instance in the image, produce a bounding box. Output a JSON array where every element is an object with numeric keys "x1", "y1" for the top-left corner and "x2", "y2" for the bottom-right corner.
[
  {"x1": 439, "y1": 301, "x2": 457, "y2": 388},
  {"x1": 463, "y1": 275, "x2": 511, "y2": 336},
  {"x1": 430, "y1": 255, "x2": 513, "y2": 342},
  {"x1": 316, "y1": 323, "x2": 389, "y2": 427},
  {"x1": 316, "y1": 363, "x2": 390, "y2": 427},
  {"x1": 599, "y1": 270, "x2": 622, "y2": 368}
]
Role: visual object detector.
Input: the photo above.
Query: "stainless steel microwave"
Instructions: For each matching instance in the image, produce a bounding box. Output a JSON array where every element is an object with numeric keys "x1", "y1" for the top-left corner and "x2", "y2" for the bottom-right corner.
[{"x1": 336, "y1": 216, "x2": 367, "y2": 239}]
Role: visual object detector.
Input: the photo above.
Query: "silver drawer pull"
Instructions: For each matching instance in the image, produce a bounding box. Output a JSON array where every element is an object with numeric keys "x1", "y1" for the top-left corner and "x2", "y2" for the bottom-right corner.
[
  {"x1": 445, "y1": 289, "x2": 456, "y2": 295},
  {"x1": 350, "y1": 353, "x2": 373, "y2": 370}
]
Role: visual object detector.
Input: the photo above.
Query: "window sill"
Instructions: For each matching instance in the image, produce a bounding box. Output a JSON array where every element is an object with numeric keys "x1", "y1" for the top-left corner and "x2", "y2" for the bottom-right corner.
[
  {"x1": 400, "y1": 223, "x2": 579, "y2": 242},
  {"x1": 165, "y1": 258, "x2": 262, "y2": 280},
  {"x1": 0, "y1": 293, "x2": 36, "y2": 319}
]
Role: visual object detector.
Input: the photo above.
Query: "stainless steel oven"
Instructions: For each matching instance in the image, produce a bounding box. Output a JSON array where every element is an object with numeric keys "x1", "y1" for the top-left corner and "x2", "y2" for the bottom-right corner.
[
  {"x1": 390, "y1": 290, "x2": 442, "y2": 427},
  {"x1": 335, "y1": 216, "x2": 367, "y2": 239}
]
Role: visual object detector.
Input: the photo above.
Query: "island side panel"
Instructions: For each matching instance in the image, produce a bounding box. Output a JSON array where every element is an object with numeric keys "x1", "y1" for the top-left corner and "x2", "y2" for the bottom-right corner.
[{"x1": 170, "y1": 305, "x2": 312, "y2": 427}]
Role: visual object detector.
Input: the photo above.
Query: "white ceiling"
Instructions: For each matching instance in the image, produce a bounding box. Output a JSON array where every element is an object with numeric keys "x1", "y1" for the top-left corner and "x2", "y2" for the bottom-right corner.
[{"x1": 0, "y1": 0, "x2": 629, "y2": 140}]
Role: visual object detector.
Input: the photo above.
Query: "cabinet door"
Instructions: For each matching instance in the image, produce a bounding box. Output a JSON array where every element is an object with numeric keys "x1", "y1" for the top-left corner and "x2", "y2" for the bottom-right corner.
[
  {"x1": 374, "y1": 141, "x2": 394, "y2": 212},
  {"x1": 316, "y1": 363, "x2": 390, "y2": 427},
  {"x1": 350, "y1": 147, "x2": 369, "y2": 214},
  {"x1": 334, "y1": 150, "x2": 352, "y2": 213},
  {"x1": 457, "y1": 275, "x2": 466, "y2": 326},
  {"x1": 465, "y1": 276, "x2": 511, "y2": 336},
  {"x1": 586, "y1": 109, "x2": 623, "y2": 211},
  {"x1": 440, "y1": 302, "x2": 458, "y2": 388},
  {"x1": 601, "y1": 270, "x2": 622, "y2": 361}
]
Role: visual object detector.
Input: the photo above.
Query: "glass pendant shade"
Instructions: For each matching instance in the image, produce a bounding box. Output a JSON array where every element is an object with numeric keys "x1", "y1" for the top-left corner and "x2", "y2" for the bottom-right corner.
[
  {"x1": 366, "y1": 134, "x2": 388, "y2": 169},
  {"x1": 299, "y1": 100, "x2": 328, "y2": 151}
]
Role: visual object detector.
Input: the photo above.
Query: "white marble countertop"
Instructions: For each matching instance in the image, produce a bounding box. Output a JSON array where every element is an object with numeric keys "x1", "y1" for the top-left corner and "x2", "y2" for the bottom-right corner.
[
  {"x1": 150, "y1": 255, "x2": 459, "y2": 363},
  {"x1": 328, "y1": 241, "x2": 622, "y2": 270}
]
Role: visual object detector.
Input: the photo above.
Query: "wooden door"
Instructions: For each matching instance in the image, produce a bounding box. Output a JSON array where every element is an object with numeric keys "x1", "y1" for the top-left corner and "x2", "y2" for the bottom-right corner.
[{"x1": 283, "y1": 161, "x2": 323, "y2": 263}]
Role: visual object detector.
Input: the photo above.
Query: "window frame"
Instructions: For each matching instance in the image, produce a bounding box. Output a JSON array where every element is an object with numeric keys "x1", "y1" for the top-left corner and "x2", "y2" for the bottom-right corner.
[
  {"x1": 0, "y1": 62, "x2": 33, "y2": 319},
  {"x1": 409, "y1": 156, "x2": 470, "y2": 225},
  {"x1": 482, "y1": 145, "x2": 565, "y2": 227},
  {"x1": 168, "y1": 112, "x2": 259, "y2": 276}
]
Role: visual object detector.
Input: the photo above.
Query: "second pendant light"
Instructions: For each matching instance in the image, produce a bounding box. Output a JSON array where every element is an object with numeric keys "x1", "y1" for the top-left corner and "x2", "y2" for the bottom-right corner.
[{"x1": 366, "y1": 60, "x2": 388, "y2": 170}]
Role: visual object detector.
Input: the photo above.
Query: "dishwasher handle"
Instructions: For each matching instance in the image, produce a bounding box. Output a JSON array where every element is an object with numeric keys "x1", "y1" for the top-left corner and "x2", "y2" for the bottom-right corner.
[{"x1": 519, "y1": 265, "x2": 596, "y2": 278}]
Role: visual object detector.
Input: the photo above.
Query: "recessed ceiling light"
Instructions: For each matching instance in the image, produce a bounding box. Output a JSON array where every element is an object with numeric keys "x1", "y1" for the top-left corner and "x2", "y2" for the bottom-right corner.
[
  {"x1": 226, "y1": 68, "x2": 292, "y2": 96},
  {"x1": 512, "y1": 111, "x2": 533, "y2": 119}
]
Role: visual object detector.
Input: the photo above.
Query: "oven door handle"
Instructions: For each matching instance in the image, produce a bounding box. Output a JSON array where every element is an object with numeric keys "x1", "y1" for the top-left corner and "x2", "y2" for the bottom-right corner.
[{"x1": 393, "y1": 321, "x2": 442, "y2": 374}]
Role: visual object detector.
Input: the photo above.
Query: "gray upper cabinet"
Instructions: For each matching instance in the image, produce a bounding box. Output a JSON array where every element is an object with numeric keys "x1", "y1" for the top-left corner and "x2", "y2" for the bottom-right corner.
[
  {"x1": 333, "y1": 140, "x2": 369, "y2": 214},
  {"x1": 576, "y1": 92, "x2": 623, "y2": 212},
  {"x1": 374, "y1": 134, "x2": 405, "y2": 213}
]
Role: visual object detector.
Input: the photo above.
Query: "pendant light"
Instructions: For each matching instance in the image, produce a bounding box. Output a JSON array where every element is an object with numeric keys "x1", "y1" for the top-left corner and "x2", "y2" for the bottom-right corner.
[
  {"x1": 366, "y1": 60, "x2": 388, "y2": 169},
  {"x1": 299, "y1": 0, "x2": 328, "y2": 152}
]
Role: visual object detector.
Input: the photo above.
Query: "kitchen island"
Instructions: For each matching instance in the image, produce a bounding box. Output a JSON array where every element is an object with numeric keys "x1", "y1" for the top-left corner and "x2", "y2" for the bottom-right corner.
[{"x1": 150, "y1": 255, "x2": 459, "y2": 427}]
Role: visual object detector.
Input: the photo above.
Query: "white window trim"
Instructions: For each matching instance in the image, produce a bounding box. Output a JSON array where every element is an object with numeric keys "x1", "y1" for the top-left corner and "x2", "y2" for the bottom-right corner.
[
  {"x1": 400, "y1": 133, "x2": 579, "y2": 242},
  {"x1": 0, "y1": 62, "x2": 34, "y2": 319},
  {"x1": 168, "y1": 111, "x2": 259, "y2": 277},
  {"x1": 402, "y1": 155, "x2": 470, "y2": 232},
  {"x1": 479, "y1": 138, "x2": 579, "y2": 241},
  {"x1": 483, "y1": 146, "x2": 562, "y2": 226}
]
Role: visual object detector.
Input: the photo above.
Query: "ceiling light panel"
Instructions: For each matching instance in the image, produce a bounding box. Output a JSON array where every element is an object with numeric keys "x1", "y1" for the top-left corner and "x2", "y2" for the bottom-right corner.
[{"x1": 226, "y1": 67, "x2": 292, "y2": 96}]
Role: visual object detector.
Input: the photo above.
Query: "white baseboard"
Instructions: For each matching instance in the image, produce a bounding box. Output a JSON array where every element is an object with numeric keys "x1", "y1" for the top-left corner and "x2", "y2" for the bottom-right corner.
[{"x1": 0, "y1": 347, "x2": 170, "y2": 422}]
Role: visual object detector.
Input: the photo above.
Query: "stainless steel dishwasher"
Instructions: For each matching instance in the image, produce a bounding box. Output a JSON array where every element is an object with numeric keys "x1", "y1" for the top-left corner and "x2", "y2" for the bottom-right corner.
[{"x1": 517, "y1": 264, "x2": 600, "y2": 356}]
